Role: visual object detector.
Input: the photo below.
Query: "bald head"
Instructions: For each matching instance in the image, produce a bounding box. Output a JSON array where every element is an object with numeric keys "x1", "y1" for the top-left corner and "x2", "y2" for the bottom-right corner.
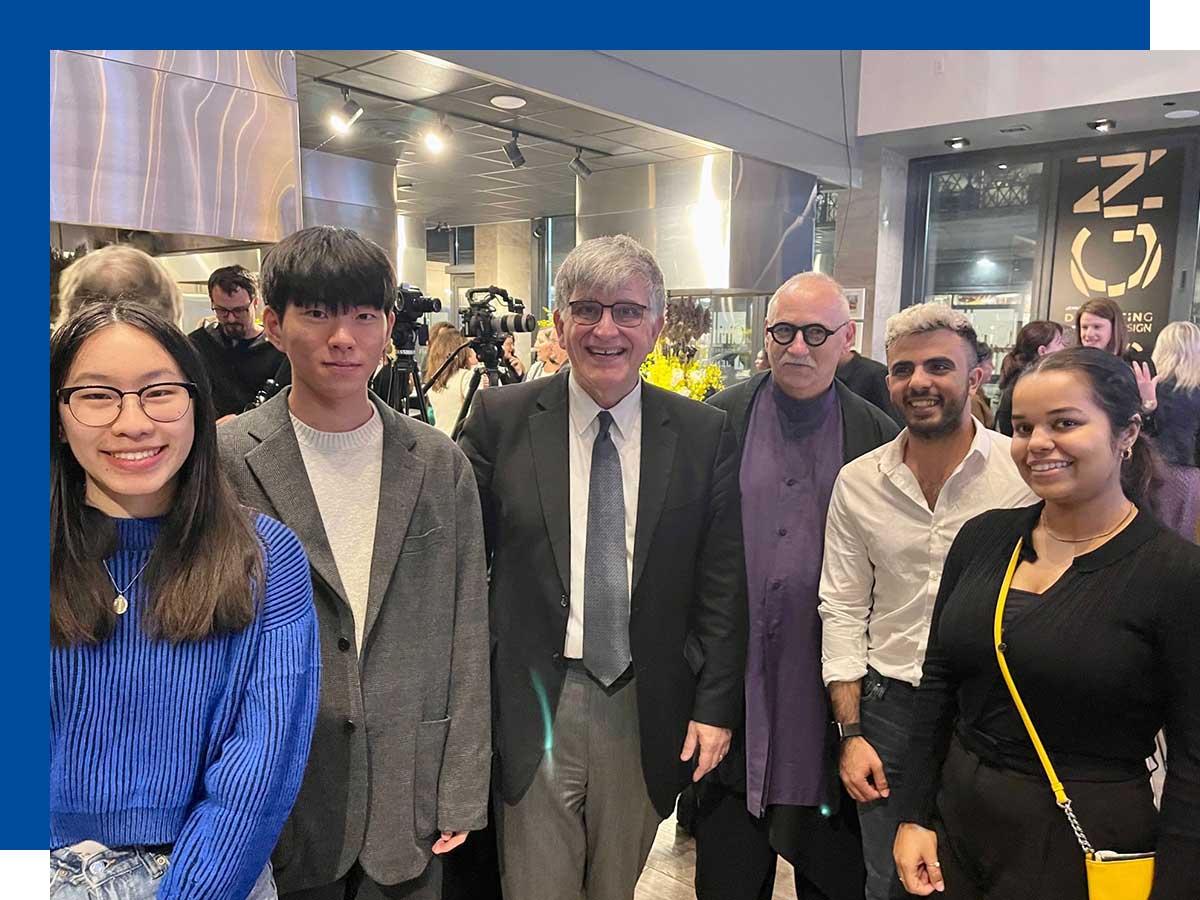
[
  {"x1": 764, "y1": 272, "x2": 855, "y2": 401},
  {"x1": 766, "y1": 272, "x2": 851, "y2": 325}
]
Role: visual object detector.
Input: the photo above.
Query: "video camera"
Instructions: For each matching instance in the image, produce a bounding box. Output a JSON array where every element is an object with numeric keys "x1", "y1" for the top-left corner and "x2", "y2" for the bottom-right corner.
[{"x1": 459, "y1": 286, "x2": 536, "y2": 373}]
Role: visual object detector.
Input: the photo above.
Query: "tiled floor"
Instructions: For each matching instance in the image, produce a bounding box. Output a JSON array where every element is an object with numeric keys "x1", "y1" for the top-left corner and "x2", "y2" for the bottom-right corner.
[{"x1": 635, "y1": 814, "x2": 797, "y2": 900}]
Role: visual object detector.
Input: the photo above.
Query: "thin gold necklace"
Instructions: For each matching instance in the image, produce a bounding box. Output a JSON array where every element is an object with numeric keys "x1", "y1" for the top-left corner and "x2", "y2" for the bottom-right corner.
[{"x1": 1040, "y1": 502, "x2": 1135, "y2": 544}]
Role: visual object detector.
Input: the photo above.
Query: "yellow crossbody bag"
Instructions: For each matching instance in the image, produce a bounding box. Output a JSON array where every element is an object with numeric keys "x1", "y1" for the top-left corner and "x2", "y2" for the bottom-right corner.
[{"x1": 994, "y1": 540, "x2": 1154, "y2": 900}]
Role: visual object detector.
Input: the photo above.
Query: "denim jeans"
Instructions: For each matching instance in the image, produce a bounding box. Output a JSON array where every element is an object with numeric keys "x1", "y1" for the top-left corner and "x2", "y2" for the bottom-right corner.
[
  {"x1": 50, "y1": 846, "x2": 277, "y2": 900},
  {"x1": 856, "y1": 667, "x2": 916, "y2": 900}
]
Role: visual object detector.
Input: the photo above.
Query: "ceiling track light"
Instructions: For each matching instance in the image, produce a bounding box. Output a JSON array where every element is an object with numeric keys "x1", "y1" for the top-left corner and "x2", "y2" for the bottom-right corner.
[
  {"x1": 329, "y1": 88, "x2": 364, "y2": 135},
  {"x1": 1087, "y1": 118, "x2": 1117, "y2": 133},
  {"x1": 568, "y1": 148, "x2": 592, "y2": 180},
  {"x1": 944, "y1": 136, "x2": 970, "y2": 150},
  {"x1": 503, "y1": 131, "x2": 526, "y2": 169}
]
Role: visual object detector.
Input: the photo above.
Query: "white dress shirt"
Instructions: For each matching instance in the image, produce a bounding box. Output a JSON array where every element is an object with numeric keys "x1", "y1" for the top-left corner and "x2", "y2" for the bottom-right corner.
[
  {"x1": 819, "y1": 422, "x2": 1038, "y2": 687},
  {"x1": 565, "y1": 373, "x2": 642, "y2": 659}
]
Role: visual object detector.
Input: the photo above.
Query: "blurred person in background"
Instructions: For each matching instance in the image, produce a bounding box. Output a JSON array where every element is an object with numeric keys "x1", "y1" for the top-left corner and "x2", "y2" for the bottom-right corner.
[
  {"x1": 1076, "y1": 297, "x2": 1159, "y2": 413},
  {"x1": 995, "y1": 321, "x2": 1067, "y2": 436},
  {"x1": 426, "y1": 325, "x2": 479, "y2": 436},
  {"x1": 970, "y1": 342, "x2": 995, "y2": 429},
  {"x1": 527, "y1": 326, "x2": 569, "y2": 380},
  {"x1": 1145, "y1": 321, "x2": 1200, "y2": 540},
  {"x1": 188, "y1": 265, "x2": 287, "y2": 418},
  {"x1": 55, "y1": 244, "x2": 183, "y2": 330}
]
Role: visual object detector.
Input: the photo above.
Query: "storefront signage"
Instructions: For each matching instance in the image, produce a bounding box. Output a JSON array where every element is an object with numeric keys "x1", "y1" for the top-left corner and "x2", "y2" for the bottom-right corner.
[{"x1": 1048, "y1": 146, "x2": 1184, "y2": 351}]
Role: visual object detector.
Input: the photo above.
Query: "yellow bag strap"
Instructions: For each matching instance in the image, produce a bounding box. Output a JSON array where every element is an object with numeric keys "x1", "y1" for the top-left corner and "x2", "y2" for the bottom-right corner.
[{"x1": 992, "y1": 538, "x2": 1069, "y2": 805}]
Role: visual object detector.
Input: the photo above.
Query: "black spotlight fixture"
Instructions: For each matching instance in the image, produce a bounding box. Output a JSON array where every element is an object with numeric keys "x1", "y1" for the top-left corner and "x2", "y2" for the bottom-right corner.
[
  {"x1": 568, "y1": 148, "x2": 592, "y2": 179},
  {"x1": 1087, "y1": 118, "x2": 1117, "y2": 133},
  {"x1": 330, "y1": 89, "x2": 364, "y2": 134},
  {"x1": 503, "y1": 131, "x2": 526, "y2": 169},
  {"x1": 944, "y1": 136, "x2": 970, "y2": 150}
]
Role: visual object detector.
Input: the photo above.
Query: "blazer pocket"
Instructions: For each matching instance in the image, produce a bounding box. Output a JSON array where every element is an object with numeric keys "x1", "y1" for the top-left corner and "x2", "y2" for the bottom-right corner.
[
  {"x1": 401, "y1": 525, "x2": 445, "y2": 555},
  {"x1": 683, "y1": 632, "x2": 706, "y2": 676},
  {"x1": 414, "y1": 716, "x2": 451, "y2": 837}
]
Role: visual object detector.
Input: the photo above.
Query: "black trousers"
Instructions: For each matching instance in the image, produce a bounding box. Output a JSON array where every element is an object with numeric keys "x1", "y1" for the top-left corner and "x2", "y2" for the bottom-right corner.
[
  {"x1": 933, "y1": 737, "x2": 1156, "y2": 900},
  {"x1": 692, "y1": 780, "x2": 864, "y2": 900}
]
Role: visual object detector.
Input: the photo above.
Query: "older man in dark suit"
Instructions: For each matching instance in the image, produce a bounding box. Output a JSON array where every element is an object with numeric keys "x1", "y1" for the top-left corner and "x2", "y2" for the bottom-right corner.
[
  {"x1": 460, "y1": 234, "x2": 747, "y2": 900},
  {"x1": 695, "y1": 273, "x2": 899, "y2": 900},
  {"x1": 219, "y1": 226, "x2": 490, "y2": 900}
]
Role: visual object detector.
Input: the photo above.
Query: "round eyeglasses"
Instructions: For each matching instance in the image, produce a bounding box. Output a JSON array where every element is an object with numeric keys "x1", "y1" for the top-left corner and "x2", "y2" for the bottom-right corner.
[
  {"x1": 766, "y1": 320, "x2": 850, "y2": 348},
  {"x1": 57, "y1": 382, "x2": 197, "y2": 428},
  {"x1": 568, "y1": 300, "x2": 648, "y2": 327}
]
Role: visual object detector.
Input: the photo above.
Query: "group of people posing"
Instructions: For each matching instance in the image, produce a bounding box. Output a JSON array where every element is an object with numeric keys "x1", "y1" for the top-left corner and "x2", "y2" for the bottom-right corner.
[{"x1": 50, "y1": 227, "x2": 1199, "y2": 900}]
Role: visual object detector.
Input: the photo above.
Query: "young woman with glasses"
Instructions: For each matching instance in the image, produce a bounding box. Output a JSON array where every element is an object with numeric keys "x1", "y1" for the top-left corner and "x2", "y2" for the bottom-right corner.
[{"x1": 50, "y1": 300, "x2": 320, "y2": 899}]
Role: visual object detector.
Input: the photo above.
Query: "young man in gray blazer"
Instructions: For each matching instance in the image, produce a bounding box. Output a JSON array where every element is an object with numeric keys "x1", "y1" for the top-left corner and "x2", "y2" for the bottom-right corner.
[
  {"x1": 460, "y1": 235, "x2": 748, "y2": 900},
  {"x1": 219, "y1": 226, "x2": 490, "y2": 900}
]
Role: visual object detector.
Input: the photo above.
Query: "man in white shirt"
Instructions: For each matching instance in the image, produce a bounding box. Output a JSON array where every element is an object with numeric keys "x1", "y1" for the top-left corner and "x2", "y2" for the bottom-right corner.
[
  {"x1": 818, "y1": 303, "x2": 1037, "y2": 900},
  {"x1": 460, "y1": 235, "x2": 747, "y2": 900}
]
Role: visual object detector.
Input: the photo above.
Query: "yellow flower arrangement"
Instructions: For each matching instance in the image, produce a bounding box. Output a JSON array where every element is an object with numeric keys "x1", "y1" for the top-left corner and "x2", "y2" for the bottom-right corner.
[{"x1": 640, "y1": 346, "x2": 726, "y2": 401}]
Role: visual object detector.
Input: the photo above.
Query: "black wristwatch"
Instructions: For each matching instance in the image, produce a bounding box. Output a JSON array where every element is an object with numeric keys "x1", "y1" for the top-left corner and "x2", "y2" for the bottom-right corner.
[{"x1": 836, "y1": 722, "x2": 863, "y2": 740}]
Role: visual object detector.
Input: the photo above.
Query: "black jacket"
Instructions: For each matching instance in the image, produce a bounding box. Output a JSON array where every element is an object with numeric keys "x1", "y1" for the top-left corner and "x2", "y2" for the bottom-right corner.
[{"x1": 459, "y1": 372, "x2": 748, "y2": 818}]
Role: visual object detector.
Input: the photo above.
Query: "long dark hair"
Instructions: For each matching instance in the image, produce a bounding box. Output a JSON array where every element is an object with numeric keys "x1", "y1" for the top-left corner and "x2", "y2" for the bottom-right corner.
[
  {"x1": 1019, "y1": 346, "x2": 1160, "y2": 510},
  {"x1": 51, "y1": 300, "x2": 262, "y2": 646},
  {"x1": 999, "y1": 320, "x2": 1064, "y2": 389},
  {"x1": 1076, "y1": 298, "x2": 1128, "y2": 357}
]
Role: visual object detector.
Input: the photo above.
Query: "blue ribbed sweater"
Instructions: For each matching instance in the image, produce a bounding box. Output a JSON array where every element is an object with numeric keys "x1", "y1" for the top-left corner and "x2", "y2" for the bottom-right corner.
[{"x1": 50, "y1": 513, "x2": 320, "y2": 900}]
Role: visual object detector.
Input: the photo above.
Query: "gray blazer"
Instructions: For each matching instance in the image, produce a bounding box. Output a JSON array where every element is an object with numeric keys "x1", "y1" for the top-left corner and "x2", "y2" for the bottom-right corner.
[{"x1": 218, "y1": 390, "x2": 490, "y2": 892}]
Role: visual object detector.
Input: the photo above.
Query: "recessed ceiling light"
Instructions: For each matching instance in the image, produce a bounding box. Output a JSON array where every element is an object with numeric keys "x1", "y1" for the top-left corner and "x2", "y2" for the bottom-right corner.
[
  {"x1": 1165, "y1": 108, "x2": 1200, "y2": 120},
  {"x1": 997, "y1": 163, "x2": 1009, "y2": 170},
  {"x1": 945, "y1": 137, "x2": 970, "y2": 150},
  {"x1": 490, "y1": 95, "x2": 527, "y2": 110},
  {"x1": 1087, "y1": 118, "x2": 1117, "y2": 133}
]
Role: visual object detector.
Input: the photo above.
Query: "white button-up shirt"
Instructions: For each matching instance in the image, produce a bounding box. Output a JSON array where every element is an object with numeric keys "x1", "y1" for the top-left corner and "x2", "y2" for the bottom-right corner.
[
  {"x1": 819, "y1": 422, "x2": 1038, "y2": 687},
  {"x1": 564, "y1": 373, "x2": 642, "y2": 659}
]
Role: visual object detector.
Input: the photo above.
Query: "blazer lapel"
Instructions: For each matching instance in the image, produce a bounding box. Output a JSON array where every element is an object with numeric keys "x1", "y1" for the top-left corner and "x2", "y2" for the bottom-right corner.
[
  {"x1": 361, "y1": 399, "x2": 423, "y2": 644},
  {"x1": 529, "y1": 375, "x2": 572, "y2": 595},
  {"x1": 836, "y1": 380, "x2": 880, "y2": 463},
  {"x1": 632, "y1": 384, "x2": 676, "y2": 597},
  {"x1": 244, "y1": 394, "x2": 348, "y2": 604}
]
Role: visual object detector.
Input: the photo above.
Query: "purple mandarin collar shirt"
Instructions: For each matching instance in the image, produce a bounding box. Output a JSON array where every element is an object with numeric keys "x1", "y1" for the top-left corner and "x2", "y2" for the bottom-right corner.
[{"x1": 740, "y1": 379, "x2": 843, "y2": 815}]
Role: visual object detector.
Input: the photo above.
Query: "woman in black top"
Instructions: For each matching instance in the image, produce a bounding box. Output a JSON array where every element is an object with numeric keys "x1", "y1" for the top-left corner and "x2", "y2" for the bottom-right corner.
[
  {"x1": 893, "y1": 347, "x2": 1200, "y2": 899},
  {"x1": 994, "y1": 320, "x2": 1065, "y2": 436},
  {"x1": 1146, "y1": 321, "x2": 1200, "y2": 541}
]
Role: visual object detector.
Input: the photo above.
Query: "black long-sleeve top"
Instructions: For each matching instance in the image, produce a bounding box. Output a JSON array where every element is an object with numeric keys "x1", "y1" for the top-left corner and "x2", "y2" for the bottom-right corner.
[{"x1": 897, "y1": 503, "x2": 1200, "y2": 900}]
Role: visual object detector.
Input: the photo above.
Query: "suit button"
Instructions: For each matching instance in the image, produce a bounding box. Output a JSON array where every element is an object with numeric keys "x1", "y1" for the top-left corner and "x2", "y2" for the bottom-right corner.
[
  {"x1": 786, "y1": 477, "x2": 797, "y2": 486},
  {"x1": 560, "y1": 597, "x2": 568, "y2": 608},
  {"x1": 338, "y1": 637, "x2": 351, "y2": 652},
  {"x1": 777, "y1": 528, "x2": 788, "y2": 537},
  {"x1": 344, "y1": 719, "x2": 356, "y2": 733},
  {"x1": 552, "y1": 652, "x2": 562, "y2": 661}
]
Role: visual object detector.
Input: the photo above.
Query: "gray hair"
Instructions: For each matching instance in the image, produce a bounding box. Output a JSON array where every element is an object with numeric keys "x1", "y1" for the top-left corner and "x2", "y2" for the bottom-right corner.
[
  {"x1": 56, "y1": 245, "x2": 183, "y2": 329},
  {"x1": 766, "y1": 271, "x2": 848, "y2": 321},
  {"x1": 885, "y1": 302, "x2": 977, "y2": 352},
  {"x1": 554, "y1": 234, "x2": 666, "y2": 319}
]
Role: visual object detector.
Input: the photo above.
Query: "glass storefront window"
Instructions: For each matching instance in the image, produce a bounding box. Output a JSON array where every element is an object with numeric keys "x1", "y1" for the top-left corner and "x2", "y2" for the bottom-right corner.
[
  {"x1": 920, "y1": 162, "x2": 1046, "y2": 401},
  {"x1": 546, "y1": 215, "x2": 576, "y2": 318}
]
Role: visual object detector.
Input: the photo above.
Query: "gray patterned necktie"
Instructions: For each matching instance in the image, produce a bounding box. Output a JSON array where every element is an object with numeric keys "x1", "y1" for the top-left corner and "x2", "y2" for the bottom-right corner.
[{"x1": 583, "y1": 410, "x2": 632, "y2": 687}]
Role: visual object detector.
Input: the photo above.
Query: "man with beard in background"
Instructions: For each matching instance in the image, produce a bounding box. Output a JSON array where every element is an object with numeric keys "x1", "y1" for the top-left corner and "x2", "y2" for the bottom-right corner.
[{"x1": 817, "y1": 303, "x2": 1036, "y2": 900}]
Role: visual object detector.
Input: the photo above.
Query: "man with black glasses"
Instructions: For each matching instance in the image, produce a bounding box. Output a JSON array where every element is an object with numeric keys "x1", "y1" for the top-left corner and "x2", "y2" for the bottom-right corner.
[
  {"x1": 188, "y1": 265, "x2": 286, "y2": 417},
  {"x1": 696, "y1": 273, "x2": 897, "y2": 900}
]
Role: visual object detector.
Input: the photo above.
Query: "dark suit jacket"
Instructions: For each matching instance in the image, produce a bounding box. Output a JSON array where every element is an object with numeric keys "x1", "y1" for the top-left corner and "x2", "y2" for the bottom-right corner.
[
  {"x1": 219, "y1": 390, "x2": 490, "y2": 891},
  {"x1": 459, "y1": 372, "x2": 748, "y2": 818},
  {"x1": 705, "y1": 372, "x2": 898, "y2": 792}
]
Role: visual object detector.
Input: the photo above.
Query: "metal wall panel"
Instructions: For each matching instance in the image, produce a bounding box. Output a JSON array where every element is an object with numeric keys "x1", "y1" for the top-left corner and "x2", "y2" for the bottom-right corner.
[
  {"x1": 396, "y1": 214, "x2": 427, "y2": 287},
  {"x1": 300, "y1": 150, "x2": 400, "y2": 259},
  {"x1": 50, "y1": 50, "x2": 301, "y2": 244},
  {"x1": 71, "y1": 50, "x2": 297, "y2": 100}
]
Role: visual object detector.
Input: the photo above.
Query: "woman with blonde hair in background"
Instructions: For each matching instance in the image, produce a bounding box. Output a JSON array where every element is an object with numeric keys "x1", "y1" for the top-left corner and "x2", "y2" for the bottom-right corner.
[
  {"x1": 426, "y1": 325, "x2": 479, "y2": 435},
  {"x1": 55, "y1": 245, "x2": 184, "y2": 330},
  {"x1": 1146, "y1": 320, "x2": 1200, "y2": 540}
]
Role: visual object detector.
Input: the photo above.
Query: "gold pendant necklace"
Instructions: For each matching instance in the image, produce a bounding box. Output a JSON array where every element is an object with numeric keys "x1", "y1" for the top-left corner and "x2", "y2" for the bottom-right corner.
[{"x1": 102, "y1": 556, "x2": 151, "y2": 615}]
